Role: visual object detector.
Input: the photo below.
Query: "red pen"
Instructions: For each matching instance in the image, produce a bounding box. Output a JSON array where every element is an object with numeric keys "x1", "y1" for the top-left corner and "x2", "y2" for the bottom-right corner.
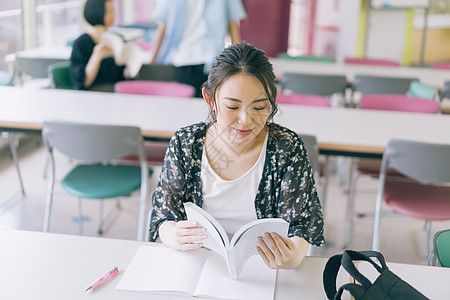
[{"x1": 85, "y1": 266, "x2": 119, "y2": 292}]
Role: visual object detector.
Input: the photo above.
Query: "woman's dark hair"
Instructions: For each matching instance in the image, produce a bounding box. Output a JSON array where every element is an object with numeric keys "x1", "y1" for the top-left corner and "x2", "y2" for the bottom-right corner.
[
  {"x1": 203, "y1": 41, "x2": 278, "y2": 123},
  {"x1": 84, "y1": 0, "x2": 107, "y2": 26}
]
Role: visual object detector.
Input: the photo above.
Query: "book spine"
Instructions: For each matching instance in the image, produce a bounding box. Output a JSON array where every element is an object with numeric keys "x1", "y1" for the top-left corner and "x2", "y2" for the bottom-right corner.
[{"x1": 226, "y1": 248, "x2": 238, "y2": 280}]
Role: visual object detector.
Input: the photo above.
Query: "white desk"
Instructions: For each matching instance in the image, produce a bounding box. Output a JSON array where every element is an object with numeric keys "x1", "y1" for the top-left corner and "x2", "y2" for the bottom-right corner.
[
  {"x1": 1, "y1": 87, "x2": 450, "y2": 158},
  {"x1": 271, "y1": 58, "x2": 450, "y2": 88},
  {"x1": 1, "y1": 229, "x2": 449, "y2": 299}
]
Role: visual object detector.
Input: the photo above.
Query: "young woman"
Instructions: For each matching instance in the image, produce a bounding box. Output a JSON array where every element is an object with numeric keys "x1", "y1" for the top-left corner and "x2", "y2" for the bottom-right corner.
[
  {"x1": 70, "y1": 0, "x2": 128, "y2": 90},
  {"x1": 149, "y1": 42, "x2": 324, "y2": 270}
]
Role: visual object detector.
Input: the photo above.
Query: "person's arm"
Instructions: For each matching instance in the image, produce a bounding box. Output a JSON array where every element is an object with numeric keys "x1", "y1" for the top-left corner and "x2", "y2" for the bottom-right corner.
[
  {"x1": 150, "y1": 22, "x2": 166, "y2": 63},
  {"x1": 149, "y1": 130, "x2": 207, "y2": 249},
  {"x1": 84, "y1": 44, "x2": 113, "y2": 88},
  {"x1": 256, "y1": 130, "x2": 324, "y2": 269},
  {"x1": 228, "y1": 20, "x2": 241, "y2": 44}
]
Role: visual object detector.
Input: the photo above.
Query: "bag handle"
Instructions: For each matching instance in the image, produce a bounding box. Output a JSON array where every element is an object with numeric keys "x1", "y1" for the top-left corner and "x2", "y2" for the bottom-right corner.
[
  {"x1": 323, "y1": 250, "x2": 389, "y2": 300},
  {"x1": 334, "y1": 283, "x2": 367, "y2": 300},
  {"x1": 341, "y1": 250, "x2": 388, "y2": 289},
  {"x1": 323, "y1": 253, "x2": 344, "y2": 299}
]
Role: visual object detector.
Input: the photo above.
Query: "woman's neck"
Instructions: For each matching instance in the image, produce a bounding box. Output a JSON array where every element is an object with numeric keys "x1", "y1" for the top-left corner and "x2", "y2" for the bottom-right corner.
[{"x1": 88, "y1": 25, "x2": 107, "y2": 44}]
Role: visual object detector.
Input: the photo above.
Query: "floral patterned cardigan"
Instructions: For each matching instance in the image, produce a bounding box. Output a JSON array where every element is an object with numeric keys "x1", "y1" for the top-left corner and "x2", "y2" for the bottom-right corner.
[{"x1": 149, "y1": 122, "x2": 325, "y2": 246}]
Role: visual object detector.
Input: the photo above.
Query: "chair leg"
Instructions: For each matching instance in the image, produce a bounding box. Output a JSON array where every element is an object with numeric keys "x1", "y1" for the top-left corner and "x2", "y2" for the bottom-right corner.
[
  {"x1": 43, "y1": 153, "x2": 56, "y2": 232},
  {"x1": 8, "y1": 133, "x2": 25, "y2": 196},
  {"x1": 320, "y1": 156, "x2": 330, "y2": 212},
  {"x1": 425, "y1": 221, "x2": 432, "y2": 255},
  {"x1": 78, "y1": 198, "x2": 83, "y2": 235},
  {"x1": 98, "y1": 199, "x2": 104, "y2": 235},
  {"x1": 343, "y1": 158, "x2": 358, "y2": 249}
]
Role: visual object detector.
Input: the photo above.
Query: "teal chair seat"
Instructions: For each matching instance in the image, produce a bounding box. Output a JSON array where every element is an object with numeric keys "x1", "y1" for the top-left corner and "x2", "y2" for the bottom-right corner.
[
  {"x1": 0, "y1": 71, "x2": 12, "y2": 86},
  {"x1": 430, "y1": 230, "x2": 450, "y2": 267},
  {"x1": 278, "y1": 53, "x2": 334, "y2": 63},
  {"x1": 49, "y1": 61, "x2": 73, "y2": 89},
  {"x1": 62, "y1": 164, "x2": 142, "y2": 199}
]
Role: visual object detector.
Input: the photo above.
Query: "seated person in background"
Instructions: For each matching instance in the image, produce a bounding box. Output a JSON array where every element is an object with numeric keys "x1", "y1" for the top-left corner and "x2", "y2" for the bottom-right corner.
[
  {"x1": 149, "y1": 42, "x2": 324, "y2": 270},
  {"x1": 70, "y1": 0, "x2": 129, "y2": 91}
]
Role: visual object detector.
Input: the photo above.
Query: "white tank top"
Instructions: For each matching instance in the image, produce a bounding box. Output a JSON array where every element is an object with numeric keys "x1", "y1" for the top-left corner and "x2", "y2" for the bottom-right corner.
[{"x1": 201, "y1": 134, "x2": 268, "y2": 236}]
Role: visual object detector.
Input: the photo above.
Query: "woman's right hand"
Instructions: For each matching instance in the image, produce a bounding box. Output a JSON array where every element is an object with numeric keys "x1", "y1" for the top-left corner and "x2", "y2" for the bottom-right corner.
[{"x1": 158, "y1": 220, "x2": 207, "y2": 251}]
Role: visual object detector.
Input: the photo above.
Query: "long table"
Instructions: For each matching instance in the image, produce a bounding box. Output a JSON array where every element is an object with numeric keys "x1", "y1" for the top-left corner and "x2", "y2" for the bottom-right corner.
[
  {"x1": 271, "y1": 58, "x2": 450, "y2": 88},
  {"x1": 1, "y1": 229, "x2": 449, "y2": 299},
  {"x1": 1, "y1": 86, "x2": 450, "y2": 158}
]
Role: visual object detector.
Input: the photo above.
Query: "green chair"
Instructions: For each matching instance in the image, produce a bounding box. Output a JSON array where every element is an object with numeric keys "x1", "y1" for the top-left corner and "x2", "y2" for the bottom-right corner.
[
  {"x1": 42, "y1": 121, "x2": 150, "y2": 241},
  {"x1": 278, "y1": 53, "x2": 334, "y2": 63},
  {"x1": 429, "y1": 229, "x2": 450, "y2": 267},
  {"x1": 48, "y1": 61, "x2": 73, "y2": 89},
  {"x1": 407, "y1": 81, "x2": 437, "y2": 100},
  {"x1": 0, "y1": 70, "x2": 12, "y2": 86}
]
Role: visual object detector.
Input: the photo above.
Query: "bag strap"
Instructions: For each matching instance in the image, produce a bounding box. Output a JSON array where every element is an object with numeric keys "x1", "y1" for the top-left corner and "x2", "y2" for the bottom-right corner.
[
  {"x1": 341, "y1": 250, "x2": 388, "y2": 289},
  {"x1": 334, "y1": 283, "x2": 367, "y2": 300},
  {"x1": 323, "y1": 253, "x2": 344, "y2": 299}
]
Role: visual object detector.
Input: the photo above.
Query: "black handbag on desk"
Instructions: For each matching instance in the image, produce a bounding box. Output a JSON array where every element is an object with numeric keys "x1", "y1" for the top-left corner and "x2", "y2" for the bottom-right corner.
[{"x1": 323, "y1": 250, "x2": 429, "y2": 300}]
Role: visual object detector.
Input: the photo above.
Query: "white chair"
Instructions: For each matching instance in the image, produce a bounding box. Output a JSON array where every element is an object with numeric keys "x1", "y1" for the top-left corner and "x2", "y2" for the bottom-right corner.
[{"x1": 42, "y1": 120, "x2": 149, "y2": 241}]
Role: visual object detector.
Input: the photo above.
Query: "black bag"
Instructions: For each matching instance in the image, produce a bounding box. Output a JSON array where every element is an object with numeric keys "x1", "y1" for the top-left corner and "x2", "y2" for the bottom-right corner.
[{"x1": 323, "y1": 250, "x2": 429, "y2": 300}]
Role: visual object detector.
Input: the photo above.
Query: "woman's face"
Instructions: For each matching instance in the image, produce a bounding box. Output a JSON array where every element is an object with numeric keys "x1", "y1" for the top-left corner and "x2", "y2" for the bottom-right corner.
[
  {"x1": 209, "y1": 72, "x2": 271, "y2": 147},
  {"x1": 104, "y1": 1, "x2": 115, "y2": 28}
]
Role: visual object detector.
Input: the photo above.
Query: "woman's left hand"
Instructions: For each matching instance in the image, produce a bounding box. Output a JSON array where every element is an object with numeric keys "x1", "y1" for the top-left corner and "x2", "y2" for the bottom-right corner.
[{"x1": 256, "y1": 233, "x2": 309, "y2": 269}]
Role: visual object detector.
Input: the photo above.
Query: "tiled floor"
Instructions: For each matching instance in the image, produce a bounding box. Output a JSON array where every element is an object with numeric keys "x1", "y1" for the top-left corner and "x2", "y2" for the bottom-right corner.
[{"x1": 1, "y1": 137, "x2": 449, "y2": 266}]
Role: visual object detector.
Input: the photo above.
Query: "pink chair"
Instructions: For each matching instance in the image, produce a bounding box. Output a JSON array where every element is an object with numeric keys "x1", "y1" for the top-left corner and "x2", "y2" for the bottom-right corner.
[
  {"x1": 277, "y1": 94, "x2": 331, "y2": 107},
  {"x1": 344, "y1": 93, "x2": 440, "y2": 248},
  {"x1": 114, "y1": 80, "x2": 195, "y2": 98},
  {"x1": 115, "y1": 80, "x2": 195, "y2": 165},
  {"x1": 344, "y1": 57, "x2": 400, "y2": 67},
  {"x1": 135, "y1": 41, "x2": 153, "y2": 52},
  {"x1": 359, "y1": 94, "x2": 440, "y2": 114},
  {"x1": 431, "y1": 62, "x2": 450, "y2": 70}
]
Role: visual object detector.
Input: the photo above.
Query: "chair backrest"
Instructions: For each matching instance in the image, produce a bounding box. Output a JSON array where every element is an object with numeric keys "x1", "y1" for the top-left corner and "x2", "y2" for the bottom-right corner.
[
  {"x1": 441, "y1": 81, "x2": 450, "y2": 101},
  {"x1": 298, "y1": 133, "x2": 320, "y2": 173},
  {"x1": 382, "y1": 139, "x2": 450, "y2": 184},
  {"x1": 407, "y1": 81, "x2": 436, "y2": 100},
  {"x1": 344, "y1": 57, "x2": 400, "y2": 67},
  {"x1": 359, "y1": 94, "x2": 440, "y2": 114},
  {"x1": 42, "y1": 120, "x2": 145, "y2": 162},
  {"x1": 431, "y1": 62, "x2": 450, "y2": 70},
  {"x1": 14, "y1": 56, "x2": 68, "y2": 85},
  {"x1": 48, "y1": 61, "x2": 73, "y2": 89},
  {"x1": 278, "y1": 53, "x2": 334, "y2": 63},
  {"x1": 277, "y1": 94, "x2": 331, "y2": 107},
  {"x1": 114, "y1": 80, "x2": 195, "y2": 97},
  {"x1": 352, "y1": 74, "x2": 418, "y2": 95},
  {"x1": 137, "y1": 63, "x2": 177, "y2": 82},
  {"x1": 281, "y1": 72, "x2": 348, "y2": 97}
]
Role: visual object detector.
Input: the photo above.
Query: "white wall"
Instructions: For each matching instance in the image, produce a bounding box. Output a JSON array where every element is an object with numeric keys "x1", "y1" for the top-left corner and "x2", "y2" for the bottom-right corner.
[{"x1": 336, "y1": 0, "x2": 361, "y2": 63}]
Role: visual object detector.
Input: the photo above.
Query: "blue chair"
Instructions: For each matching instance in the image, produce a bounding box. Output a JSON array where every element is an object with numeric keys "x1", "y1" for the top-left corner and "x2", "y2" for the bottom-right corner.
[{"x1": 42, "y1": 121, "x2": 149, "y2": 241}]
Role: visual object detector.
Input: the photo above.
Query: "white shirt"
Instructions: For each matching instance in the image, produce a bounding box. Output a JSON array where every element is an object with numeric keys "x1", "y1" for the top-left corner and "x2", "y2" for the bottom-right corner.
[
  {"x1": 171, "y1": 0, "x2": 211, "y2": 67},
  {"x1": 201, "y1": 134, "x2": 268, "y2": 236}
]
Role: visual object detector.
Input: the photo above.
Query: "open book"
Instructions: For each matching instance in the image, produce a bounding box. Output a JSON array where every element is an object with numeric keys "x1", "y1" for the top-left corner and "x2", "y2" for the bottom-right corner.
[
  {"x1": 184, "y1": 202, "x2": 289, "y2": 280},
  {"x1": 100, "y1": 32, "x2": 150, "y2": 78},
  {"x1": 116, "y1": 246, "x2": 277, "y2": 300}
]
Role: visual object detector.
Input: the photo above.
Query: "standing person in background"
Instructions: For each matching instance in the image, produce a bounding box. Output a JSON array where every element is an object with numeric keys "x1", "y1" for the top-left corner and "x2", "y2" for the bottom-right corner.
[
  {"x1": 150, "y1": 0, "x2": 246, "y2": 97},
  {"x1": 70, "y1": 0, "x2": 130, "y2": 91}
]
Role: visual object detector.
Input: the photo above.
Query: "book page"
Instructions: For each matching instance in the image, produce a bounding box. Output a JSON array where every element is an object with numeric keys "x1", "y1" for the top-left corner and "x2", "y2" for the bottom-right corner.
[
  {"x1": 184, "y1": 202, "x2": 229, "y2": 259},
  {"x1": 116, "y1": 245, "x2": 208, "y2": 296},
  {"x1": 230, "y1": 218, "x2": 289, "y2": 279},
  {"x1": 195, "y1": 251, "x2": 277, "y2": 300},
  {"x1": 121, "y1": 43, "x2": 148, "y2": 78},
  {"x1": 100, "y1": 32, "x2": 125, "y2": 65}
]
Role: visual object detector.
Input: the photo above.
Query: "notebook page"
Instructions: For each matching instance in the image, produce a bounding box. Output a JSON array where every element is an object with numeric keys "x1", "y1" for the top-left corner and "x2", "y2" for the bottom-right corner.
[
  {"x1": 116, "y1": 245, "x2": 208, "y2": 295},
  {"x1": 194, "y1": 251, "x2": 276, "y2": 300}
]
